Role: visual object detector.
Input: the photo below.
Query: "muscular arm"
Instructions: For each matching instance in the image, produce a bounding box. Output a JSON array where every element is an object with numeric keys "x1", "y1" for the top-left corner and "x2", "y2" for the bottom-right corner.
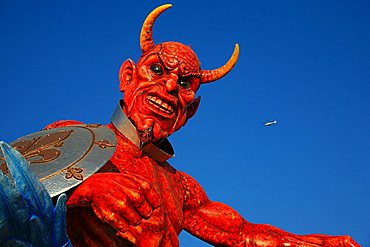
[
  {"x1": 180, "y1": 172, "x2": 360, "y2": 247},
  {"x1": 180, "y1": 171, "x2": 245, "y2": 246}
]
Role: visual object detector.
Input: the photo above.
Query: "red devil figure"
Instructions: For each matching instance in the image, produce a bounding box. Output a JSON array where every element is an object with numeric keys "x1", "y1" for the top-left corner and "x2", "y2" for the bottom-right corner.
[{"x1": 45, "y1": 4, "x2": 360, "y2": 247}]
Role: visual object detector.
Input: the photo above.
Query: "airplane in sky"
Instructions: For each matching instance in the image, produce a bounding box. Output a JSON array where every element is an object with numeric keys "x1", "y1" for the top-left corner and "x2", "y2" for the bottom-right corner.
[{"x1": 264, "y1": 120, "x2": 277, "y2": 127}]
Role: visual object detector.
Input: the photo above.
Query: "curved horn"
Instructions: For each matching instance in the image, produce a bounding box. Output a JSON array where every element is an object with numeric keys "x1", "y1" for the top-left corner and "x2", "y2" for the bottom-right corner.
[
  {"x1": 201, "y1": 44, "x2": 240, "y2": 84},
  {"x1": 140, "y1": 4, "x2": 172, "y2": 54}
]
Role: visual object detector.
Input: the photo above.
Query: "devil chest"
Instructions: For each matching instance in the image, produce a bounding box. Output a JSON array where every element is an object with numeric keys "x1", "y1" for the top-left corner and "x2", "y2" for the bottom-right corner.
[{"x1": 109, "y1": 142, "x2": 185, "y2": 234}]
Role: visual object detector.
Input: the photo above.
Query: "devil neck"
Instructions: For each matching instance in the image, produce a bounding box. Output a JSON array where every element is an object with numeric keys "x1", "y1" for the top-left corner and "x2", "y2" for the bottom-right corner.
[{"x1": 111, "y1": 100, "x2": 174, "y2": 163}]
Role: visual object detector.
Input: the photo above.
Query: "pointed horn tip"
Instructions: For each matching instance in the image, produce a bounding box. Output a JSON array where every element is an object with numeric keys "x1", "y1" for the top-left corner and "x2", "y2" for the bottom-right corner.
[
  {"x1": 140, "y1": 4, "x2": 173, "y2": 53},
  {"x1": 161, "y1": 3, "x2": 173, "y2": 9},
  {"x1": 200, "y1": 43, "x2": 240, "y2": 84},
  {"x1": 232, "y1": 43, "x2": 240, "y2": 59},
  {"x1": 151, "y1": 4, "x2": 172, "y2": 14},
  {"x1": 225, "y1": 43, "x2": 240, "y2": 69}
]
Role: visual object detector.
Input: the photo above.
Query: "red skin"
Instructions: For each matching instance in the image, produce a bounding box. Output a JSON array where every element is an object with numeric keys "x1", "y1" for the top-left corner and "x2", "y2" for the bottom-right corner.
[
  {"x1": 121, "y1": 42, "x2": 201, "y2": 143},
  {"x1": 45, "y1": 42, "x2": 361, "y2": 246}
]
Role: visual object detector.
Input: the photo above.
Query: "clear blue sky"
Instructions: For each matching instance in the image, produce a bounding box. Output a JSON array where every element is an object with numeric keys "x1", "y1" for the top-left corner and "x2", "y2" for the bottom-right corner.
[{"x1": 1, "y1": 0, "x2": 369, "y2": 246}]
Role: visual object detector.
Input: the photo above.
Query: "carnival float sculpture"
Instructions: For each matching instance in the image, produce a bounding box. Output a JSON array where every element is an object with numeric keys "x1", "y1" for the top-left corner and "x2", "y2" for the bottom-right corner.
[{"x1": 0, "y1": 4, "x2": 361, "y2": 247}]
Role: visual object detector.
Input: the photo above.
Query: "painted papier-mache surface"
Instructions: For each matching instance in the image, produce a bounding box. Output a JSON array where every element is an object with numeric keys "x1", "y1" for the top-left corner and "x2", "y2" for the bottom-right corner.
[{"x1": 0, "y1": 4, "x2": 362, "y2": 247}]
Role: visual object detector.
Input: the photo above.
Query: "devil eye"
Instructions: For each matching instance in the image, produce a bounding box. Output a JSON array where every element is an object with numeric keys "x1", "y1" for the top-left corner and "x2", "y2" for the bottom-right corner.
[
  {"x1": 150, "y1": 64, "x2": 163, "y2": 75},
  {"x1": 178, "y1": 79, "x2": 190, "y2": 89}
]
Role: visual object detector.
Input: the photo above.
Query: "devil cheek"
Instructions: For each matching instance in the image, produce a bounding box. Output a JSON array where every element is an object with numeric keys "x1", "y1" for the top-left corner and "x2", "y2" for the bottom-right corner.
[
  {"x1": 152, "y1": 124, "x2": 164, "y2": 139},
  {"x1": 134, "y1": 117, "x2": 154, "y2": 130},
  {"x1": 179, "y1": 93, "x2": 194, "y2": 107},
  {"x1": 137, "y1": 66, "x2": 150, "y2": 79},
  {"x1": 173, "y1": 114, "x2": 187, "y2": 132},
  {"x1": 141, "y1": 118, "x2": 155, "y2": 131},
  {"x1": 129, "y1": 113, "x2": 151, "y2": 132}
]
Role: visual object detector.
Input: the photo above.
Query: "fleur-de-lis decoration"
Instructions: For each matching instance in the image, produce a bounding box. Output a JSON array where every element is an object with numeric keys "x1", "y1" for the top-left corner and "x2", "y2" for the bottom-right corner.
[
  {"x1": 95, "y1": 140, "x2": 115, "y2": 149},
  {"x1": 86, "y1": 123, "x2": 102, "y2": 128},
  {"x1": 65, "y1": 167, "x2": 84, "y2": 180},
  {"x1": 0, "y1": 130, "x2": 73, "y2": 174}
]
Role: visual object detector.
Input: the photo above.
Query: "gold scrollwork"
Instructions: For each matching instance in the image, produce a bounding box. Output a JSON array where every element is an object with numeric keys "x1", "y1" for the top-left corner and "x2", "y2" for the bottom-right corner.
[
  {"x1": 86, "y1": 123, "x2": 102, "y2": 128},
  {"x1": 0, "y1": 130, "x2": 73, "y2": 174},
  {"x1": 65, "y1": 167, "x2": 84, "y2": 180},
  {"x1": 95, "y1": 140, "x2": 115, "y2": 149}
]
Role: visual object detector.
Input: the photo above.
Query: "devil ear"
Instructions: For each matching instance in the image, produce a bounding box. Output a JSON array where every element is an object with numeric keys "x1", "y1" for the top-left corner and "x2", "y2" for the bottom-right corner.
[
  {"x1": 119, "y1": 59, "x2": 136, "y2": 92},
  {"x1": 186, "y1": 96, "x2": 201, "y2": 121}
]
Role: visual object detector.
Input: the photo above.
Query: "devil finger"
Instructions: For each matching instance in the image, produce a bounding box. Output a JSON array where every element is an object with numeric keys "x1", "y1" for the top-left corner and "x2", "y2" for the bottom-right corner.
[
  {"x1": 113, "y1": 181, "x2": 154, "y2": 219},
  {"x1": 91, "y1": 201, "x2": 130, "y2": 233},
  {"x1": 106, "y1": 192, "x2": 143, "y2": 226},
  {"x1": 122, "y1": 173, "x2": 162, "y2": 208},
  {"x1": 324, "y1": 236, "x2": 361, "y2": 247},
  {"x1": 67, "y1": 187, "x2": 92, "y2": 207}
]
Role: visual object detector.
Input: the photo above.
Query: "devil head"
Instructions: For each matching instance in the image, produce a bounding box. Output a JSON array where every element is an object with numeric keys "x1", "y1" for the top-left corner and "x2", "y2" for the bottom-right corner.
[{"x1": 119, "y1": 4, "x2": 239, "y2": 143}]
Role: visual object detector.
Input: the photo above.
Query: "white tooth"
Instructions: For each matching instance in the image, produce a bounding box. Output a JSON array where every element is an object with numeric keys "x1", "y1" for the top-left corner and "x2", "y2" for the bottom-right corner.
[{"x1": 155, "y1": 99, "x2": 162, "y2": 104}]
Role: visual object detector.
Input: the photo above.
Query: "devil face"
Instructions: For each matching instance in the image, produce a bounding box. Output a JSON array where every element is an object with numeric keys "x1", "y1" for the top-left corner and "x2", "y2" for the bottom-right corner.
[
  {"x1": 119, "y1": 4, "x2": 239, "y2": 144},
  {"x1": 120, "y1": 43, "x2": 201, "y2": 143}
]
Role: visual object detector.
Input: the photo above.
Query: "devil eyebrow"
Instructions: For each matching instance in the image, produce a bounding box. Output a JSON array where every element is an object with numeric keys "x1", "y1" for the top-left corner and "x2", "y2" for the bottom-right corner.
[{"x1": 187, "y1": 72, "x2": 201, "y2": 78}]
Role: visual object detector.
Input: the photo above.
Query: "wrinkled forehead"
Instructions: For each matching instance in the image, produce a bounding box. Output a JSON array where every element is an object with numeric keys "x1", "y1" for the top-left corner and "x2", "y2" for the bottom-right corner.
[{"x1": 158, "y1": 42, "x2": 201, "y2": 76}]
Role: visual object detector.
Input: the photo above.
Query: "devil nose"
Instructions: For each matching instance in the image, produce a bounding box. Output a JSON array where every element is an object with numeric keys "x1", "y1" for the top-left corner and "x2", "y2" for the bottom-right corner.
[{"x1": 165, "y1": 74, "x2": 178, "y2": 93}]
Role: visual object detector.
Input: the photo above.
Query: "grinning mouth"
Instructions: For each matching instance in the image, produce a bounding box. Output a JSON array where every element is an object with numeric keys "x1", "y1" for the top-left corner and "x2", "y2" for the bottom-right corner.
[{"x1": 146, "y1": 95, "x2": 174, "y2": 116}]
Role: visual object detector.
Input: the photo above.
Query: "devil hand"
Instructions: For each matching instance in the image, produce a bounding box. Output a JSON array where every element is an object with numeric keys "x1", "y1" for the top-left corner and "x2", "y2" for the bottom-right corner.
[
  {"x1": 67, "y1": 172, "x2": 162, "y2": 234},
  {"x1": 242, "y1": 226, "x2": 361, "y2": 247},
  {"x1": 242, "y1": 234, "x2": 361, "y2": 247},
  {"x1": 320, "y1": 235, "x2": 361, "y2": 247}
]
